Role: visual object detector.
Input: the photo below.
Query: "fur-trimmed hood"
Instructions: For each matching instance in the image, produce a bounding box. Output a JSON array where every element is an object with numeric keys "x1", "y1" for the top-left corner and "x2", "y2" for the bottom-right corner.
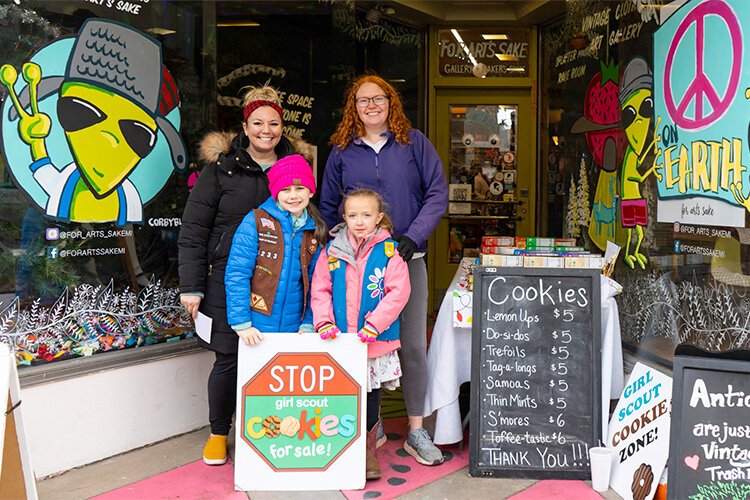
[
  {"x1": 198, "y1": 131, "x2": 235, "y2": 164},
  {"x1": 198, "y1": 131, "x2": 314, "y2": 166}
]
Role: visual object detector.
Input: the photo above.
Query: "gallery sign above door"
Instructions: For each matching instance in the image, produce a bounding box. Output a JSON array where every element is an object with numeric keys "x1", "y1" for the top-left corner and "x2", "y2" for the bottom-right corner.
[{"x1": 438, "y1": 28, "x2": 529, "y2": 78}]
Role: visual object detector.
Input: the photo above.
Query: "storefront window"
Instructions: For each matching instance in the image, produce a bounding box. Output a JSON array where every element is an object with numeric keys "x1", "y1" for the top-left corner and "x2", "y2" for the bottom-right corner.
[
  {"x1": 0, "y1": 1, "x2": 211, "y2": 366},
  {"x1": 0, "y1": 0, "x2": 422, "y2": 368},
  {"x1": 539, "y1": 0, "x2": 750, "y2": 364},
  {"x1": 215, "y1": 1, "x2": 422, "y2": 169}
]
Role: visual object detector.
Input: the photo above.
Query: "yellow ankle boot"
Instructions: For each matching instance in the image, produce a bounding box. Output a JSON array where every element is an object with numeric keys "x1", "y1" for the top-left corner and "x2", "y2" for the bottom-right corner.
[{"x1": 203, "y1": 434, "x2": 228, "y2": 465}]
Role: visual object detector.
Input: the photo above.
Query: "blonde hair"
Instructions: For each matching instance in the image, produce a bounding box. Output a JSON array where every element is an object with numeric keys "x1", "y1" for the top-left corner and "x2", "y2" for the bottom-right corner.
[
  {"x1": 240, "y1": 84, "x2": 283, "y2": 107},
  {"x1": 330, "y1": 74, "x2": 412, "y2": 149},
  {"x1": 342, "y1": 189, "x2": 394, "y2": 233}
]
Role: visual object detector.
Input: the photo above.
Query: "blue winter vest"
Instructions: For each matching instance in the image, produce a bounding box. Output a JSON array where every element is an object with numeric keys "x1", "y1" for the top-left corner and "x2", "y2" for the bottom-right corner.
[{"x1": 328, "y1": 239, "x2": 399, "y2": 341}]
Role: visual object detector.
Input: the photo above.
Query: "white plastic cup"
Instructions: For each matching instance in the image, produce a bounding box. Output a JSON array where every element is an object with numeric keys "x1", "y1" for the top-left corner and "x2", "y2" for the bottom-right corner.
[{"x1": 589, "y1": 446, "x2": 614, "y2": 492}]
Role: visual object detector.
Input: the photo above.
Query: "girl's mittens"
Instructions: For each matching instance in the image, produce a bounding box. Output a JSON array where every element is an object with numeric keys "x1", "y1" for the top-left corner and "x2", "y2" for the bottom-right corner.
[
  {"x1": 299, "y1": 323, "x2": 314, "y2": 333},
  {"x1": 318, "y1": 323, "x2": 340, "y2": 340},
  {"x1": 357, "y1": 322, "x2": 379, "y2": 343}
]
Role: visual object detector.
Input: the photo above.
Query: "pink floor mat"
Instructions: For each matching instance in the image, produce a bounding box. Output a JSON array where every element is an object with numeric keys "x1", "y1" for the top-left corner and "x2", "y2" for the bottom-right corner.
[
  {"x1": 92, "y1": 460, "x2": 244, "y2": 500},
  {"x1": 509, "y1": 480, "x2": 603, "y2": 499},
  {"x1": 94, "y1": 418, "x2": 467, "y2": 499},
  {"x1": 342, "y1": 417, "x2": 469, "y2": 500}
]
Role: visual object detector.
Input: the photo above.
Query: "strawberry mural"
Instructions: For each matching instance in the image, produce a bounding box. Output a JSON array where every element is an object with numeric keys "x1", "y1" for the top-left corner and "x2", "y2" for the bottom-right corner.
[
  {"x1": 572, "y1": 60, "x2": 627, "y2": 172},
  {"x1": 571, "y1": 60, "x2": 627, "y2": 251}
]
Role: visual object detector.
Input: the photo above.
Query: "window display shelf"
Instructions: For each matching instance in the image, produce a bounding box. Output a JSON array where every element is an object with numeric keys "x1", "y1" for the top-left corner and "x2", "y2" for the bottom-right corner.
[
  {"x1": 448, "y1": 199, "x2": 523, "y2": 205},
  {"x1": 448, "y1": 215, "x2": 521, "y2": 221},
  {"x1": 450, "y1": 142, "x2": 505, "y2": 148}
]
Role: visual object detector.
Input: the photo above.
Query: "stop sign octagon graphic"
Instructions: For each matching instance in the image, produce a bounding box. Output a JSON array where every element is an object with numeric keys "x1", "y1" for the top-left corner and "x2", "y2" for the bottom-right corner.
[{"x1": 241, "y1": 352, "x2": 361, "y2": 471}]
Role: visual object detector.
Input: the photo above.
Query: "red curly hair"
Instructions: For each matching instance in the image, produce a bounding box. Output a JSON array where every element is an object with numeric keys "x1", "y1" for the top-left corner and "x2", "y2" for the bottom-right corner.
[{"x1": 330, "y1": 74, "x2": 412, "y2": 149}]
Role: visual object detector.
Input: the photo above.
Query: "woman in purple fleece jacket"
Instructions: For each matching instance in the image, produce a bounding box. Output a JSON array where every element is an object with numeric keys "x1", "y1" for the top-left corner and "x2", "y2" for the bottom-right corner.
[{"x1": 320, "y1": 74, "x2": 448, "y2": 466}]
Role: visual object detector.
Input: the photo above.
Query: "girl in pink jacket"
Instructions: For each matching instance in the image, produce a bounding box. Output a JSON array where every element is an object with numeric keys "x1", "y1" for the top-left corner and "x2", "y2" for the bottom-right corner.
[{"x1": 311, "y1": 188, "x2": 410, "y2": 480}]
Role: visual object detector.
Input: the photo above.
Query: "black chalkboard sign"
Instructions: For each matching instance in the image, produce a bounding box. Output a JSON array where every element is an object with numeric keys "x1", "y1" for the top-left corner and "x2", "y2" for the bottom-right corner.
[
  {"x1": 668, "y1": 345, "x2": 750, "y2": 500},
  {"x1": 469, "y1": 267, "x2": 602, "y2": 479}
]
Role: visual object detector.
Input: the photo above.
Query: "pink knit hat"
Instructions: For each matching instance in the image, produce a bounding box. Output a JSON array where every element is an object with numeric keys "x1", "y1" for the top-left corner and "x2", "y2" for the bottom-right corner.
[{"x1": 267, "y1": 154, "x2": 316, "y2": 199}]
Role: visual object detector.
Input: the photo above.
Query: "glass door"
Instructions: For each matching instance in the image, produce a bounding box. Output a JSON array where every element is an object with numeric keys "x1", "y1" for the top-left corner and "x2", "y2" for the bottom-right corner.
[
  {"x1": 446, "y1": 103, "x2": 520, "y2": 263},
  {"x1": 432, "y1": 89, "x2": 534, "y2": 294}
]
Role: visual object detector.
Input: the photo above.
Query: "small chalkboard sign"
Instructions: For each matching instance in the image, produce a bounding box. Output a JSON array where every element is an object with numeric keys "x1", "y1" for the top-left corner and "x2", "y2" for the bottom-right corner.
[
  {"x1": 668, "y1": 344, "x2": 750, "y2": 500},
  {"x1": 469, "y1": 267, "x2": 602, "y2": 479}
]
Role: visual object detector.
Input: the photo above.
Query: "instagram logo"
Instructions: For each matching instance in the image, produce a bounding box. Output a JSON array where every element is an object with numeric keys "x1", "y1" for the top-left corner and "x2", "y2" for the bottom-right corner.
[{"x1": 46, "y1": 227, "x2": 60, "y2": 241}]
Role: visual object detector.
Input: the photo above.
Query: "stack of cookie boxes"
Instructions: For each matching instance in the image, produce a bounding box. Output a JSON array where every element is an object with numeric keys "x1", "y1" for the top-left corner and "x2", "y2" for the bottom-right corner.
[{"x1": 479, "y1": 236, "x2": 605, "y2": 269}]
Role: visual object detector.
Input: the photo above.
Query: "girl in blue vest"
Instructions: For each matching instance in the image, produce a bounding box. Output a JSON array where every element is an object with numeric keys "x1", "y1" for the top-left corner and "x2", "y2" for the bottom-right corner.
[
  {"x1": 225, "y1": 154, "x2": 326, "y2": 347},
  {"x1": 310, "y1": 188, "x2": 411, "y2": 479}
]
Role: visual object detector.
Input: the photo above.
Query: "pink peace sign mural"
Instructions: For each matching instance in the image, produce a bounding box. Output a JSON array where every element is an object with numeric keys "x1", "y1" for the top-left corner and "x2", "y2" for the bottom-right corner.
[{"x1": 664, "y1": 0, "x2": 741, "y2": 130}]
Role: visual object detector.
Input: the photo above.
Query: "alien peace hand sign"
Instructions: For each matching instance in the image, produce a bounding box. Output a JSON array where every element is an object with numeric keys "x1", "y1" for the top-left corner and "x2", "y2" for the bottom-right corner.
[{"x1": 1, "y1": 63, "x2": 51, "y2": 157}]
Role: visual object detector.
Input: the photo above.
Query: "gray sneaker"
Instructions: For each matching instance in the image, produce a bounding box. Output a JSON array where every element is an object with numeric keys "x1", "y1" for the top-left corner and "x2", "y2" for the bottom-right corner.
[
  {"x1": 376, "y1": 420, "x2": 387, "y2": 448},
  {"x1": 403, "y1": 428, "x2": 444, "y2": 465}
]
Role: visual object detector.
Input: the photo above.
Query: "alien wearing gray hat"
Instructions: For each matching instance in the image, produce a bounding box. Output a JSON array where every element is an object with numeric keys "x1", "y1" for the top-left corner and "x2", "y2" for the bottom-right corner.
[
  {"x1": 619, "y1": 56, "x2": 661, "y2": 269},
  {"x1": 0, "y1": 18, "x2": 186, "y2": 225}
]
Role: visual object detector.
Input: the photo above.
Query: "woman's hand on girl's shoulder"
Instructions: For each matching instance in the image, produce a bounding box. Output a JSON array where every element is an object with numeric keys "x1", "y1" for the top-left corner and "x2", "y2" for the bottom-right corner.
[{"x1": 237, "y1": 327, "x2": 264, "y2": 345}]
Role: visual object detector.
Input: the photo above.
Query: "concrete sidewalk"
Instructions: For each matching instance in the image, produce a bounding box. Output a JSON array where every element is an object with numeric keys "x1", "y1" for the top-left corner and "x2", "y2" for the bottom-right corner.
[{"x1": 36, "y1": 426, "x2": 622, "y2": 499}]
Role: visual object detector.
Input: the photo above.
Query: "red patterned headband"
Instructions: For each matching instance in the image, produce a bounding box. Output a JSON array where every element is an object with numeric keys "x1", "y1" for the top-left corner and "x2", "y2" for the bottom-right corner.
[{"x1": 243, "y1": 100, "x2": 283, "y2": 122}]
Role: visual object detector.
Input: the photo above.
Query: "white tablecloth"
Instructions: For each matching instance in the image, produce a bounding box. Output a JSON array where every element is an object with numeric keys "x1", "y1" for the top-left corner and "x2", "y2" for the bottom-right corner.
[{"x1": 423, "y1": 261, "x2": 624, "y2": 445}]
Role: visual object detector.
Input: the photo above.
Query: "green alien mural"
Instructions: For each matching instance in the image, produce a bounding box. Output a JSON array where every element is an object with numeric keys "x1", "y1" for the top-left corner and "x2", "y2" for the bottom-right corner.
[
  {"x1": 619, "y1": 57, "x2": 661, "y2": 269},
  {"x1": 0, "y1": 18, "x2": 186, "y2": 225}
]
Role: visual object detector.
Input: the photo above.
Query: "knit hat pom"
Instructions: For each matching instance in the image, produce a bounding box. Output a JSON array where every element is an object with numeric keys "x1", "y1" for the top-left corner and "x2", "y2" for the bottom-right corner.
[{"x1": 267, "y1": 154, "x2": 316, "y2": 199}]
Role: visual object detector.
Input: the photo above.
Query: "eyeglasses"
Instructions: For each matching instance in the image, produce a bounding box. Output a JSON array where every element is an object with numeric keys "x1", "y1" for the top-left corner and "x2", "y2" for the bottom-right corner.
[
  {"x1": 57, "y1": 96, "x2": 157, "y2": 158},
  {"x1": 621, "y1": 97, "x2": 654, "y2": 129},
  {"x1": 355, "y1": 95, "x2": 389, "y2": 108}
]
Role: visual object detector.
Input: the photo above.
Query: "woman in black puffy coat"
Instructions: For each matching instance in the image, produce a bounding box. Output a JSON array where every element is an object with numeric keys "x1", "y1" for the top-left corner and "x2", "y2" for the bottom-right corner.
[{"x1": 178, "y1": 85, "x2": 311, "y2": 465}]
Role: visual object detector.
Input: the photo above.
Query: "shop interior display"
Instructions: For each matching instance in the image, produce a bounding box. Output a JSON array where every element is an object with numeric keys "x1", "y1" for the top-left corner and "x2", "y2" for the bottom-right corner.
[{"x1": 448, "y1": 104, "x2": 522, "y2": 263}]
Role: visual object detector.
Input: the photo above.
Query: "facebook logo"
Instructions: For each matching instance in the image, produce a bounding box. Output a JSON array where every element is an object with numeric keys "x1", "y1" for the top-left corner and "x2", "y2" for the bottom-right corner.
[
  {"x1": 673, "y1": 240, "x2": 681, "y2": 253},
  {"x1": 46, "y1": 227, "x2": 60, "y2": 240},
  {"x1": 46, "y1": 246, "x2": 59, "y2": 259}
]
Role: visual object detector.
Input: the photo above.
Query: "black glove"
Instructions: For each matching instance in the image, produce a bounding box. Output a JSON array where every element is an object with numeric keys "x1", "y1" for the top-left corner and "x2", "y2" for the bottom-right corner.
[{"x1": 394, "y1": 235, "x2": 417, "y2": 262}]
